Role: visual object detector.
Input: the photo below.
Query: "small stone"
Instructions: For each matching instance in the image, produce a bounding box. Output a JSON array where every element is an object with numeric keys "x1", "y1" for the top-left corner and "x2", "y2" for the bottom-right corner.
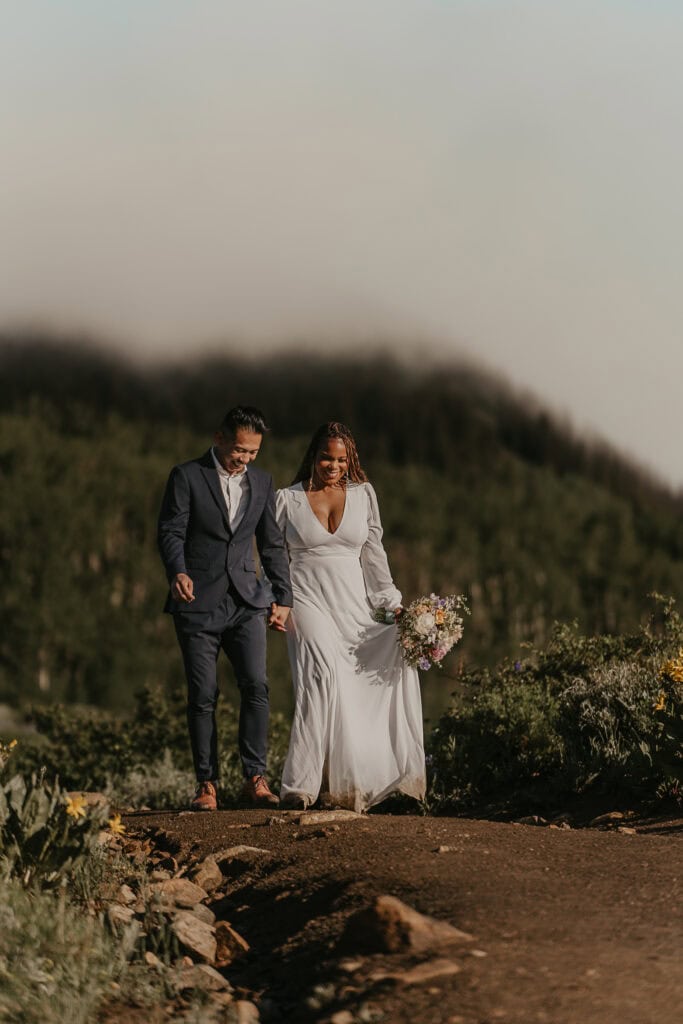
[
  {"x1": 150, "y1": 877, "x2": 209, "y2": 909},
  {"x1": 235, "y1": 1000, "x2": 260, "y2": 1023},
  {"x1": 172, "y1": 910, "x2": 216, "y2": 963},
  {"x1": 515, "y1": 815, "x2": 547, "y2": 827},
  {"x1": 144, "y1": 951, "x2": 163, "y2": 969},
  {"x1": 590, "y1": 811, "x2": 624, "y2": 827},
  {"x1": 190, "y1": 903, "x2": 216, "y2": 925},
  {"x1": 469, "y1": 949, "x2": 488, "y2": 958},
  {"x1": 265, "y1": 815, "x2": 287, "y2": 826},
  {"x1": 215, "y1": 920, "x2": 250, "y2": 963},
  {"x1": 296, "y1": 810, "x2": 362, "y2": 825},
  {"x1": 214, "y1": 846, "x2": 273, "y2": 876},
  {"x1": 338, "y1": 959, "x2": 364, "y2": 973},
  {"x1": 107, "y1": 904, "x2": 135, "y2": 929},
  {"x1": 369, "y1": 958, "x2": 461, "y2": 986},
  {"x1": 116, "y1": 884, "x2": 136, "y2": 905},
  {"x1": 191, "y1": 856, "x2": 223, "y2": 894},
  {"x1": 330, "y1": 1012, "x2": 355, "y2": 1024},
  {"x1": 435, "y1": 845, "x2": 454, "y2": 853},
  {"x1": 617, "y1": 826, "x2": 637, "y2": 835},
  {"x1": 149, "y1": 869, "x2": 172, "y2": 882},
  {"x1": 195, "y1": 963, "x2": 232, "y2": 991},
  {"x1": 343, "y1": 895, "x2": 473, "y2": 954}
]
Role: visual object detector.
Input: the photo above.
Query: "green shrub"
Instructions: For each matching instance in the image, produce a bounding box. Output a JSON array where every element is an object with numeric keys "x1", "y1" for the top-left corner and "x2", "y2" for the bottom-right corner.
[
  {"x1": 428, "y1": 598, "x2": 683, "y2": 813},
  {"x1": 0, "y1": 772, "x2": 109, "y2": 888}
]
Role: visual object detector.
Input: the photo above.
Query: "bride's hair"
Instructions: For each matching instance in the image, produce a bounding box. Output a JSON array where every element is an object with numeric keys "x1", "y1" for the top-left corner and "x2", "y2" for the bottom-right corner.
[{"x1": 292, "y1": 422, "x2": 368, "y2": 486}]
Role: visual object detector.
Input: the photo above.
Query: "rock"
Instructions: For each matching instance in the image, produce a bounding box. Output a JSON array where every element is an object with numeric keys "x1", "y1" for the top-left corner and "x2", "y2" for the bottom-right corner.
[
  {"x1": 172, "y1": 910, "x2": 217, "y2": 963},
  {"x1": 435, "y1": 845, "x2": 454, "y2": 853},
  {"x1": 196, "y1": 963, "x2": 232, "y2": 991},
  {"x1": 149, "y1": 869, "x2": 172, "y2": 882},
  {"x1": 590, "y1": 811, "x2": 624, "y2": 827},
  {"x1": 515, "y1": 815, "x2": 547, "y2": 827},
  {"x1": 107, "y1": 903, "x2": 135, "y2": 929},
  {"x1": 369, "y1": 957, "x2": 461, "y2": 986},
  {"x1": 144, "y1": 951, "x2": 163, "y2": 969},
  {"x1": 215, "y1": 920, "x2": 250, "y2": 963},
  {"x1": 116, "y1": 884, "x2": 136, "y2": 906},
  {"x1": 191, "y1": 856, "x2": 223, "y2": 894},
  {"x1": 190, "y1": 903, "x2": 216, "y2": 925},
  {"x1": 617, "y1": 826, "x2": 637, "y2": 835},
  {"x1": 297, "y1": 810, "x2": 361, "y2": 825},
  {"x1": 338, "y1": 959, "x2": 364, "y2": 973},
  {"x1": 343, "y1": 895, "x2": 473, "y2": 954},
  {"x1": 235, "y1": 1000, "x2": 260, "y2": 1023},
  {"x1": 549, "y1": 823, "x2": 572, "y2": 830},
  {"x1": 330, "y1": 1013, "x2": 355, "y2": 1024},
  {"x1": 214, "y1": 846, "x2": 273, "y2": 875},
  {"x1": 265, "y1": 815, "x2": 287, "y2": 826},
  {"x1": 150, "y1": 877, "x2": 209, "y2": 909}
]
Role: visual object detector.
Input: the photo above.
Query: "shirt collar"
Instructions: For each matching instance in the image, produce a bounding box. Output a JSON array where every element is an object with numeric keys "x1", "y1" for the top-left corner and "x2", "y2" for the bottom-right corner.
[{"x1": 211, "y1": 447, "x2": 247, "y2": 479}]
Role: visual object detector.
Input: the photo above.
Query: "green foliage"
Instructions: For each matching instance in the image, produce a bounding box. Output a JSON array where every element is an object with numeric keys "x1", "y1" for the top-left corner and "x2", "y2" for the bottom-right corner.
[
  {"x1": 0, "y1": 878, "x2": 128, "y2": 1024},
  {"x1": 0, "y1": 771, "x2": 108, "y2": 888},
  {"x1": 13, "y1": 685, "x2": 292, "y2": 811},
  {"x1": 429, "y1": 598, "x2": 683, "y2": 812}
]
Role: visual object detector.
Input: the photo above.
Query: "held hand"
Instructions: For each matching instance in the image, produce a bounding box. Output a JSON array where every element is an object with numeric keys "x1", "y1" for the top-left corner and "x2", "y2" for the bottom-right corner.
[
  {"x1": 268, "y1": 603, "x2": 291, "y2": 632},
  {"x1": 172, "y1": 572, "x2": 195, "y2": 603}
]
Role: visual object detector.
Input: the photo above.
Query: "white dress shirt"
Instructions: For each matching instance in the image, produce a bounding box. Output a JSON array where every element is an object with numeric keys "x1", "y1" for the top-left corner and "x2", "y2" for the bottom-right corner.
[{"x1": 211, "y1": 448, "x2": 250, "y2": 530}]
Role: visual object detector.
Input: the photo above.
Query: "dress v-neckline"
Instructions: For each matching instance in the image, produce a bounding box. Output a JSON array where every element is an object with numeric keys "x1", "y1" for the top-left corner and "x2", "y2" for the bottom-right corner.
[{"x1": 301, "y1": 482, "x2": 348, "y2": 536}]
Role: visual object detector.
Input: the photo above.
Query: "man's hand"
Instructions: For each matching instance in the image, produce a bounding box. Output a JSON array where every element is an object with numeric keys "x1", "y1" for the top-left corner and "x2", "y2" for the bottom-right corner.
[
  {"x1": 172, "y1": 573, "x2": 195, "y2": 603},
  {"x1": 268, "y1": 603, "x2": 291, "y2": 632}
]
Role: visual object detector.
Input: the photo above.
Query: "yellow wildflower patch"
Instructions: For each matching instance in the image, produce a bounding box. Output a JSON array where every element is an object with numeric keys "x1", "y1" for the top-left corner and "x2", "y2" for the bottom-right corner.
[
  {"x1": 654, "y1": 691, "x2": 667, "y2": 712},
  {"x1": 108, "y1": 813, "x2": 126, "y2": 836},
  {"x1": 65, "y1": 794, "x2": 87, "y2": 819},
  {"x1": 659, "y1": 649, "x2": 683, "y2": 685}
]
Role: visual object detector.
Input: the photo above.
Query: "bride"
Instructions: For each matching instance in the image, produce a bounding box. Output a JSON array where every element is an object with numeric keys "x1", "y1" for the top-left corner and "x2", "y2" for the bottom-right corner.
[{"x1": 276, "y1": 422, "x2": 426, "y2": 812}]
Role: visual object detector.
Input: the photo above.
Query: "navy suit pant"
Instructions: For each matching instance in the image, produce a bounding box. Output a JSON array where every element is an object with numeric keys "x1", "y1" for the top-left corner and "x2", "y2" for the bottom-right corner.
[{"x1": 173, "y1": 591, "x2": 269, "y2": 782}]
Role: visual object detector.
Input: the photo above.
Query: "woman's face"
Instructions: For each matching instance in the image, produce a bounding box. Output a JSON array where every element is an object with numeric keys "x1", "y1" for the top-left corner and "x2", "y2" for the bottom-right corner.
[{"x1": 314, "y1": 437, "x2": 348, "y2": 485}]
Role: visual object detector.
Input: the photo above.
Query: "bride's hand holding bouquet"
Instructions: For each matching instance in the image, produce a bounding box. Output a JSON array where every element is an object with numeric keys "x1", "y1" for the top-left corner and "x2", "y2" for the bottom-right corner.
[{"x1": 375, "y1": 593, "x2": 469, "y2": 671}]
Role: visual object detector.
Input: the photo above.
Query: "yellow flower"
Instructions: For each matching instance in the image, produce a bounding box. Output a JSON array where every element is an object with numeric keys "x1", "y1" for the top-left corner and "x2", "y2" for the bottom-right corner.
[
  {"x1": 66, "y1": 795, "x2": 87, "y2": 819},
  {"x1": 8, "y1": 739, "x2": 17, "y2": 750},
  {"x1": 435, "y1": 609, "x2": 445, "y2": 625},
  {"x1": 654, "y1": 691, "x2": 667, "y2": 712},
  {"x1": 659, "y1": 650, "x2": 683, "y2": 684},
  {"x1": 108, "y1": 814, "x2": 126, "y2": 836}
]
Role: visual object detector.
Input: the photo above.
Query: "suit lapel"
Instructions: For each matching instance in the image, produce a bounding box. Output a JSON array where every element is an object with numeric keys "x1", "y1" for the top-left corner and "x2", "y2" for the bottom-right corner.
[{"x1": 199, "y1": 450, "x2": 232, "y2": 535}]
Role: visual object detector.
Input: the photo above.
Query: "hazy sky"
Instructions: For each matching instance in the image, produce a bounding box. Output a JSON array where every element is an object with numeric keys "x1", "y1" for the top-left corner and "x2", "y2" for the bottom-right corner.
[{"x1": 2, "y1": 2, "x2": 682, "y2": 486}]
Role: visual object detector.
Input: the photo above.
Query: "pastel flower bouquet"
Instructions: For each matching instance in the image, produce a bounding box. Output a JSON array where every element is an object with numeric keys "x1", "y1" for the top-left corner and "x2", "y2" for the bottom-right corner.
[{"x1": 374, "y1": 592, "x2": 469, "y2": 670}]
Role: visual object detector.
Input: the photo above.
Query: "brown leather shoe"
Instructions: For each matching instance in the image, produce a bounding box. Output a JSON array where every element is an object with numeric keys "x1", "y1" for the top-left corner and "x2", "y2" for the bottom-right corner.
[
  {"x1": 190, "y1": 780, "x2": 218, "y2": 812},
  {"x1": 241, "y1": 774, "x2": 279, "y2": 808}
]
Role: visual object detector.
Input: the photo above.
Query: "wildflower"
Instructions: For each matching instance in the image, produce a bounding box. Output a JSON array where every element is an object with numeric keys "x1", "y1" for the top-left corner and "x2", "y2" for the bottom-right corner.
[
  {"x1": 65, "y1": 794, "x2": 87, "y2": 819},
  {"x1": 435, "y1": 609, "x2": 445, "y2": 625},
  {"x1": 108, "y1": 813, "x2": 126, "y2": 836},
  {"x1": 8, "y1": 739, "x2": 17, "y2": 749},
  {"x1": 654, "y1": 691, "x2": 667, "y2": 712}
]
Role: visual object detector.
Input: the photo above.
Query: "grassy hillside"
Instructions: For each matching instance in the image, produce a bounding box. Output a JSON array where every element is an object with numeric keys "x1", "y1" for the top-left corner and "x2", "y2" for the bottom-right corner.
[{"x1": 2, "y1": 334, "x2": 682, "y2": 719}]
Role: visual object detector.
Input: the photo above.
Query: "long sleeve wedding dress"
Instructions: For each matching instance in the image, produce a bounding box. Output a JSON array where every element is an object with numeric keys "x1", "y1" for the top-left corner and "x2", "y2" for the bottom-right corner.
[{"x1": 276, "y1": 481, "x2": 426, "y2": 812}]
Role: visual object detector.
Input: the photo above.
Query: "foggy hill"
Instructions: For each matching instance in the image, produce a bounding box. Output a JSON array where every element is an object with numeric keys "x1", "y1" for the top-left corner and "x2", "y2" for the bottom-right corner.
[{"x1": 1, "y1": 332, "x2": 682, "y2": 711}]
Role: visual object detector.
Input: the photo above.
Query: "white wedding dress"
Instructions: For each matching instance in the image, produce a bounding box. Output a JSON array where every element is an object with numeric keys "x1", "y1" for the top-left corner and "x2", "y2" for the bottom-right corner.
[{"x1": 276, "y1": 481, "x2": 426, "y2": 812}]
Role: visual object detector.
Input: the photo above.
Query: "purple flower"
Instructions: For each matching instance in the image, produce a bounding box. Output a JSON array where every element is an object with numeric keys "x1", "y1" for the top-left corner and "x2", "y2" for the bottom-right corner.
[
  {"x1": 514, "y1": 660, "x2": 522, "y2": 671},
  {"x1": 418, "y1": 656, "x2": 432, "y2": 671}
]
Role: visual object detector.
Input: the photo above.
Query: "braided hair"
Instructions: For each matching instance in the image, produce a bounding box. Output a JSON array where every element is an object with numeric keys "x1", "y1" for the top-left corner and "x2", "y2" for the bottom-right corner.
[{"x1": 292, "y1": 422, "x2": 368, "y2": 486}]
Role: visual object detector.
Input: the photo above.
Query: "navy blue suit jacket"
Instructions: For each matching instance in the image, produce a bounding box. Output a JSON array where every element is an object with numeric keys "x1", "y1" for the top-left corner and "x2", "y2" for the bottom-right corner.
[{"x1": 157, "y1": 450, "x2": 293, "y2": 616}]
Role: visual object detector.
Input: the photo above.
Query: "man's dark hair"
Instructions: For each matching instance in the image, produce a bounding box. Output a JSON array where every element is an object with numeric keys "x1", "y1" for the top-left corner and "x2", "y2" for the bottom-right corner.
[{"x1": 219, "y1": 406, "x2": 269, "y2": 437}]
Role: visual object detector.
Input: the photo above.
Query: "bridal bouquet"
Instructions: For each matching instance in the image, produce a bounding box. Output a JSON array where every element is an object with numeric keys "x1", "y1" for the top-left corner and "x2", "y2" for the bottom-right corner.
[{"x1": 375, "y1": 593, "x2": 469, "y2": 670}]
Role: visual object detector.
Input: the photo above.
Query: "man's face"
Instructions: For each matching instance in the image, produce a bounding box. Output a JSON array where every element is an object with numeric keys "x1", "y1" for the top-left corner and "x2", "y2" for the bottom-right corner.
[{"x1": 214, "y1": 428, "x2": 262, "y2": 474}]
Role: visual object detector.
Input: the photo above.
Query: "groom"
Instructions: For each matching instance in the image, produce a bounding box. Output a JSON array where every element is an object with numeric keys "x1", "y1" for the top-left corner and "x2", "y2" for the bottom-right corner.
[{"x1": 157, "y1": 406, "x2": 292, "y2": 811}]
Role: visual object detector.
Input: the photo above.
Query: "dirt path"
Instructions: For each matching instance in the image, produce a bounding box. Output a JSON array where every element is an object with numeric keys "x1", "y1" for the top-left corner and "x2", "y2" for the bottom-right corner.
[{"x1": 124, "y1": 809, "x2": 683, "y2": 1024}]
